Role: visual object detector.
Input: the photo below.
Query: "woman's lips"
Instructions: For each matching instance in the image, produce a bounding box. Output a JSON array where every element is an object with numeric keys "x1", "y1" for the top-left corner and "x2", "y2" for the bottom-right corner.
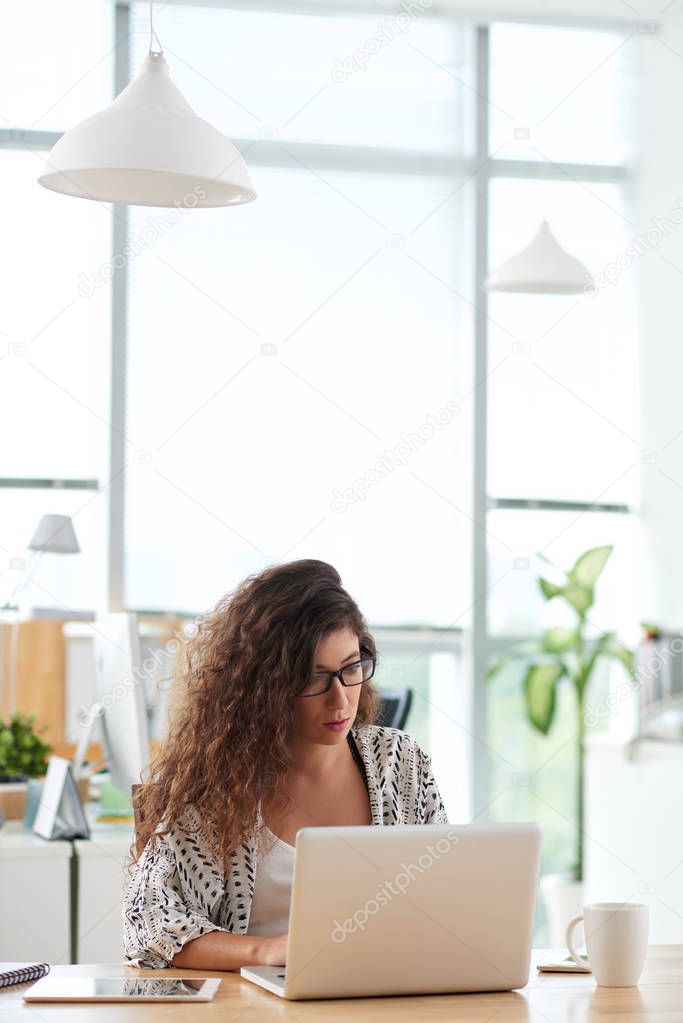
[{"x1": 323, "y1": 717, "x2": 349, "y2": 730}]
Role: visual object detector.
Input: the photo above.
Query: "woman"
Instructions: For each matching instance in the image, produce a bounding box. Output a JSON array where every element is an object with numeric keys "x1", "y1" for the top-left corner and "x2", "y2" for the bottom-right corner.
[{"x1": 123, "y1": 559, "x2": 448, "y2": 971}]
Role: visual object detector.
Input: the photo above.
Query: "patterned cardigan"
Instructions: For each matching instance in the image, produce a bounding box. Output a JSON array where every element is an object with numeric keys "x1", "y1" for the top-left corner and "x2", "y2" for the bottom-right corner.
[{"x1": 122, "y1": 724, "x2": 449, "y2": 968}]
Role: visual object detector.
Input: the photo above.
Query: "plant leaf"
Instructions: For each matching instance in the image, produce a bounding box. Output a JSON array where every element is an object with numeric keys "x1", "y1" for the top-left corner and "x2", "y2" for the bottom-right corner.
[
  {"x1": 606, "y1": 641, "x2": 634, "y2": 676},
  {"x1": 577, "y1": 631, "x2": 615, "y2": 692},
  {"x1": 486, "y1": 657, "x2": 506, "y2": 681},
  {"x1": 486, "y1": 641, "x2": 542, "y2": 680},
  {"x1": 539, "y1": 577, "x2": 564, "y2": 601},
  {"x1": 569, "y1": 546, "x2": 613, "y2": 589},
  {"x1": 561, "y1": 580, "x2": 594, "y2": 615},
  {"x1": 523, "y1": 661, "x2": 565, "y2": 734},
  {"x1": 541, "y1": 627, "x2": 579, "y2": 653}
]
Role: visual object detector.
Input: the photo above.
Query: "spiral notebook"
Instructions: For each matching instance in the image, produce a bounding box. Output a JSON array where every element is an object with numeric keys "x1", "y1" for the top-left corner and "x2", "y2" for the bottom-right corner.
[{"x1": 0, "y1": 963, "x2": 50, "y2": 989}]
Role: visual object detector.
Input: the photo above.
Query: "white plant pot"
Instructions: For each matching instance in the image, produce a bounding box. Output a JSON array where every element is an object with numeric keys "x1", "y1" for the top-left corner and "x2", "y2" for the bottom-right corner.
[{"x1": 541, "y1": 874, "x2": 585, "y2": 950}]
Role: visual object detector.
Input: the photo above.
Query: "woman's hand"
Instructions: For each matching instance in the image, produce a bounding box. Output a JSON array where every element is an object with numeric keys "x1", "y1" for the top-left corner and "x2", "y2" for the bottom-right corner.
[{"x1": 259, "y1": 932, "x2": 288, "y2": 966}]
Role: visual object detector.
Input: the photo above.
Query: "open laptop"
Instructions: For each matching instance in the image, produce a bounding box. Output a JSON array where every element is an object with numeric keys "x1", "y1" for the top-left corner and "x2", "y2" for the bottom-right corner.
[{"x1": 240, "y1": 822, "x2": 541, "y2": 1000}]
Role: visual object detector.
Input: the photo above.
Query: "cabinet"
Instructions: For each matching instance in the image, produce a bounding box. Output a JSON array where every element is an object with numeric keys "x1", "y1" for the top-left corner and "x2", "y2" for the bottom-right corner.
[
  {"x1": 585, "y1": 737, "x2": 683, "y2": 942},
  {"x1": 0, "y1": 818, "x2": 134, "y2": 964},
  {"x1": 74, "y1": 822, "x2": 134, "y2": 963},
  {"x1": 0, "y1": 824, "x2": 72, "y2": 962}
]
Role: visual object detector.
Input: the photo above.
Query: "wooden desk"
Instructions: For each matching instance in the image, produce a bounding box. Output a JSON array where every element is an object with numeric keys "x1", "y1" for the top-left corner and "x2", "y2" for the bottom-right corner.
[{"x1": 2, "y1": 947, "x2": 683, "y2": 1020}]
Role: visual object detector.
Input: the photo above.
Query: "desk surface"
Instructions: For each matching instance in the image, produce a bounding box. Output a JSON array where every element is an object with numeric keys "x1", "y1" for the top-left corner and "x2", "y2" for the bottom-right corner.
[
  {"x1": 2, "y1": 947, "x2": 683, "y2": 1020},
  {"x1": 0, "y1": 821, "x2": 73, "y2": 859}
]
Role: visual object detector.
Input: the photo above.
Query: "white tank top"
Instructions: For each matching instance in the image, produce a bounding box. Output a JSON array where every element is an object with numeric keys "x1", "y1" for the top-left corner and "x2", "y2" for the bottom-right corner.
[{"x1": 247, "y1": 826, "x2": 296, "y2": 937}]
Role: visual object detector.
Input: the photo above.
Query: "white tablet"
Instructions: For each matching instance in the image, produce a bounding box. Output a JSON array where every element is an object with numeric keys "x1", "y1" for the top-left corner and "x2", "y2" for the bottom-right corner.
[{"x1": 24, "y1": 976, "x2": 221, "y2": 1002}]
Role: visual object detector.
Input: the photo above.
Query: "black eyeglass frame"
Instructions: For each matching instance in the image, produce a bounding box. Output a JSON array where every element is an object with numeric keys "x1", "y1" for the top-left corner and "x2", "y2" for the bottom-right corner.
[{"x1": 296, "y1": 650, "x2": 377, "y2": 698}]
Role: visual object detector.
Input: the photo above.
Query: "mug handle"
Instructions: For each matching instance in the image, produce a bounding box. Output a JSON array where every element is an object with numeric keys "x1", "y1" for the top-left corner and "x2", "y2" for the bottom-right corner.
[{"x1": 566, "y1": 914, "x2": 587, "y2": 968}]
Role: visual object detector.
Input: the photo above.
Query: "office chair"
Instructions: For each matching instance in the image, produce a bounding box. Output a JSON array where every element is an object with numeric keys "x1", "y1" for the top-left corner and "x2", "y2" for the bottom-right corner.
[{"x1": 377, "y1": 688, "x2": 413, "y2": 731}]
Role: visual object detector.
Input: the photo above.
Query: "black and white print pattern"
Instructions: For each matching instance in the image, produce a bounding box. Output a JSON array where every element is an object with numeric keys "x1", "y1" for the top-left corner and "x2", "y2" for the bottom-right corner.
[{"x1": 122, "y1": 724, "x2": 449, "y2": 968}]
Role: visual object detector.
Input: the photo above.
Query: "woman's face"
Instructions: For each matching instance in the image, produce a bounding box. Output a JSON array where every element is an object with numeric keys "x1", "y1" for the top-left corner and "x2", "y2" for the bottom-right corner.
[{"x1": 293, "y1": 626, "x2": 363, "y2": 745}]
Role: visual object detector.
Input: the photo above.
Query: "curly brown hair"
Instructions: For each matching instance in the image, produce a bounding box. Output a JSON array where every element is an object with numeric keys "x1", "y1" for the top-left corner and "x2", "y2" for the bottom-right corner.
[{"x1": 134, "y1": 559, "x2": 380, "y2": 868}]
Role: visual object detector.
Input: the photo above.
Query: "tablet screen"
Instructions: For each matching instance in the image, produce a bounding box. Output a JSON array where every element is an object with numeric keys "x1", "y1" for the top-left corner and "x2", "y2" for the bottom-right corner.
[{"x1": 24, "y1": 977, "x2": 221, "y2": 1002}]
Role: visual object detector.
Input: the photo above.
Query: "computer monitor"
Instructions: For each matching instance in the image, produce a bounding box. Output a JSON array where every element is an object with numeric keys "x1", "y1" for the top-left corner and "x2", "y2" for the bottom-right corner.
[{"x1": 91, "y1": 612, "x2": 151, "y2": 792}]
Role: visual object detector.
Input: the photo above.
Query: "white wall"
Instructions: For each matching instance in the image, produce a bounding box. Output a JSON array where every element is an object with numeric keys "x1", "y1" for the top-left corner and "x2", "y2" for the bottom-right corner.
[{"x1": 636, "y1": 6, "x2": 683, "y2": 628}]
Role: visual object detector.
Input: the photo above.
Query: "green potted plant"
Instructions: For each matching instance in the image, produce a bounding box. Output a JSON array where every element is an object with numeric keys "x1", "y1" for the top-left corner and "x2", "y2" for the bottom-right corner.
[
  {"x1": 0, "y1": 712, "x2": 52, "y2": 822},
  {"x1": 487, "y1": 545, "x2": 634, "y2": 944}
]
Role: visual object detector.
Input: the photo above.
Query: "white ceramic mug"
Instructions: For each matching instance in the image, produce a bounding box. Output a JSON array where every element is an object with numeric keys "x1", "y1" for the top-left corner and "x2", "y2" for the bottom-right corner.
[{"x1": 566, "y1": 902, "x2": 649, "y2": 987}]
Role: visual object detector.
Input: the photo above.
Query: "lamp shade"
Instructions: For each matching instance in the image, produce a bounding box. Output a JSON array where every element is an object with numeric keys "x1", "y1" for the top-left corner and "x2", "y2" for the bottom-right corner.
[
  {"x1": 37, "y1": 53, "x2": 256, "y2": 208},
  {"x1": 484, "y1": 220, "x2": 592, "y2": 295},
  {"x1": 28, "y1": 515, "x2": 80, "y2": 554}
]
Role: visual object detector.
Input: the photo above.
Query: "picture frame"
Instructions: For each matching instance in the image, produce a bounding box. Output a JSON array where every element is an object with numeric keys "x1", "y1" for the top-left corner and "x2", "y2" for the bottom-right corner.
[{"x1": 33, "y1": 755, "x2": 90, "y2": 841}]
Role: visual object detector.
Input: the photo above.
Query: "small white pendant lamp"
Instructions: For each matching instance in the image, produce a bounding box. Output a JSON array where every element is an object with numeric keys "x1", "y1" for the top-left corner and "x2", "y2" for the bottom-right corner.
[
  {"x1": 37, "y1": 1, "x2": 256, "y2": 208},
  {"x1": 484, "y1": 220, "x2": 592, "y2": 294},
  {"x1": 28, "y1": 514, "x2": 81, "y2": 555}
]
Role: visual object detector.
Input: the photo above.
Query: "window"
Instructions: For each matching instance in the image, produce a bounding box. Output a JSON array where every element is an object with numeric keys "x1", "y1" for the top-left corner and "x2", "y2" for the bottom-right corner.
[
  {"x1": 487, "y1": 177, "x2": 638, "y2": 506},
  {"x1": 488, "y1": 22, "x2": 635, "y2": 166},
  {"x1": 1, "y1": 7, "x2": 639, "y2": 918},
  {"x1": 482, "y1": 22, "x2": 638, "y2": 924},
  {"x1": 123, "y1": 4, "x2": 475, "y2": 626},
  {"x1": 0, "y1": 0, "x2": 114, "y2": 130},
  {"x1": 0, "y1": 1, "x2": 113, "y2": 613}
]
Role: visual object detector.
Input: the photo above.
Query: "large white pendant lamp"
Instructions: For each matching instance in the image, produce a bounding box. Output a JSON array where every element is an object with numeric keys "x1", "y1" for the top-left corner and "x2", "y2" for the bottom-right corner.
[
  {"x1": 37, "y1": 2, "x2": 256, "y2": 208},
  {"x1": 484, "y1": 220, "x2": 592, "y2": 294}
]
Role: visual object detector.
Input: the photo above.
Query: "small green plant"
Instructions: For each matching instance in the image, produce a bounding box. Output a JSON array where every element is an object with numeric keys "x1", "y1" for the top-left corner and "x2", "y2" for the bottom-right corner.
[
  {"x1": 487, "y1": 545, "x2": 634, "y2": 882},
  {"x1": 0, "y1": 712, "x2": 52, "y2": 779}
]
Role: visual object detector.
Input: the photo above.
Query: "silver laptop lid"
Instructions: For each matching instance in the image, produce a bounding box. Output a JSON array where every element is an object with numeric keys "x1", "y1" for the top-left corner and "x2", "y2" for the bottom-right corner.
[{"x1": 284, "y1": 822, "x2": 541, "y2": 1000}]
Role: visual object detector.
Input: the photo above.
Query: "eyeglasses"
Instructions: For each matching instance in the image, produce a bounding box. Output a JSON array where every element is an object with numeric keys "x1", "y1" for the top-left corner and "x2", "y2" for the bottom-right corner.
[{"x1": 297, "y1": 654, "x2": 376, "y2": 698}]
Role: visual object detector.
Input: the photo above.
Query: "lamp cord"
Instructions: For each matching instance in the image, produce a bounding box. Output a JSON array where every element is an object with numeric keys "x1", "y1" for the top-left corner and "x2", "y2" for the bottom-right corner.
[{"x1": 149, "y1": 0, "x2": 163, "y2": 56}]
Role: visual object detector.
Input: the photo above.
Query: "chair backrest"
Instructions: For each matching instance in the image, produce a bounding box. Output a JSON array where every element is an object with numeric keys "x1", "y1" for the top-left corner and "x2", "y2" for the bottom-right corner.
[{"x1": 377, "y1": 687, "x2": 413, "y2": 731}]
